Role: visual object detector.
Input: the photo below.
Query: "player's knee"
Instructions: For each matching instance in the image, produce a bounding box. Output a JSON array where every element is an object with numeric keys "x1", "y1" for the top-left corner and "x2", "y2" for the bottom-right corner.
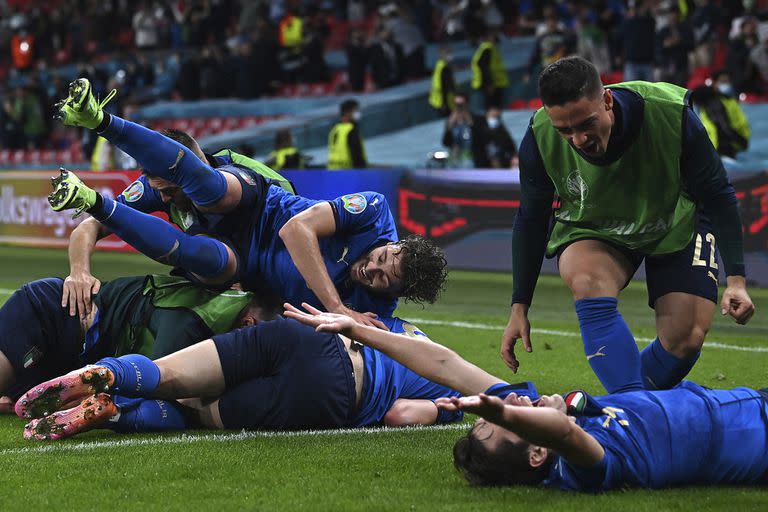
[
  {"x1": 664, "y1": 324, "x2": 708, "y2": 358},
  {"x1": 567, "y1": 272, "x2": 612, "y2": 299}
]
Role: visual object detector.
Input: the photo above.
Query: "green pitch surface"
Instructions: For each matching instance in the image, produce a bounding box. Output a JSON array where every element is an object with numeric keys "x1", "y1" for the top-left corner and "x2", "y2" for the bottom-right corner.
[{"x1": 0, "y1": 246, "x2": 766, "y2": 511}]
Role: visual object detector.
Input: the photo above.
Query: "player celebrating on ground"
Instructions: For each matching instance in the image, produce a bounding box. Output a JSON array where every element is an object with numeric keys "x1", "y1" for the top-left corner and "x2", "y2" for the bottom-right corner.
[
  {"x1": 502, "y1": 56, "x2": 755, "y2": 392},
  {"x1": 286, "y1": 304, "x2": 768, "y2": 491},
  {"x1": 49, "y1": 79, "x2": 447, "y2": 326}
]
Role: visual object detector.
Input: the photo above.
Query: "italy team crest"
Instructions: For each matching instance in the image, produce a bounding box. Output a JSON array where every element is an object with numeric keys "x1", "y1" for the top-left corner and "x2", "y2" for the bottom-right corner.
[
  {"x1": 122, "y1": 180, "x2": 144, "y2": 202},
  {"x1": 341, "y1": 193, "x2": 367, "y2": 214},
  {"x1": 238, "y1": 170, "x2": 256, "y2": 186}
]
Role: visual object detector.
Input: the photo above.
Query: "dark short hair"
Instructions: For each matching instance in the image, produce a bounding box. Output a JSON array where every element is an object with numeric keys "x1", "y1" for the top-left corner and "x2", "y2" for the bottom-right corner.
[
  {"x1": 395, "y1": 235, "x2": 447, "y2": 305},
  {"x1": 274, "y1": 128, "x2": 293, "y2": 149},
  {"x1": 538, "y1": 56, "x2": 603, "y2": 107},
  {"x1": 160, "y1": 128, "x2": 199, "y2": 151},
  {"x1": 453, "y1": 424, "x2": 550, "y2": 486},
  {"x1": 340, "y1": 99, "x2": 360, "y2": 116},
  {"x1": 234, "y1": 289, "x2": 282, "y2": 328}
]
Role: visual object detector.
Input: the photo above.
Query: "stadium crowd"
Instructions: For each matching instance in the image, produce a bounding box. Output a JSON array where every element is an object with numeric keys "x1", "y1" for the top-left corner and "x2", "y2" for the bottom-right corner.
[{"x1": 0, "y1": 0, "x2": 766, "y2": 163}]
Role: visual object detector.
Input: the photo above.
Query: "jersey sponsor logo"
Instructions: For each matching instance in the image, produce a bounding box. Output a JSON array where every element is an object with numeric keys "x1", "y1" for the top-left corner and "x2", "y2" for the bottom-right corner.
[
  {"x1": 238, "y1": 170, "x2": 256, "y2": 186},
  {"x1": 122, "y1": 180, "x2": 145, "y2": 202},
  {"x1": 341, "y1": 193, "x2": 367, "y2": 214}
]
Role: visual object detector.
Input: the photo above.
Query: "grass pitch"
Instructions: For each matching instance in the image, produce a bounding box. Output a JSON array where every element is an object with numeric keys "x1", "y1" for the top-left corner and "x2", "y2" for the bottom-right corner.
[{"x1": 0, "y1": 246, "x2": 766, "y2": 511}]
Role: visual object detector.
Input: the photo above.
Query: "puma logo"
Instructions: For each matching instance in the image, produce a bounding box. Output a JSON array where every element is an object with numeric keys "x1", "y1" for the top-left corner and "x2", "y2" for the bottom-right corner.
[
  {"x1": 337, "y1": 246, "x2": 350, "y2": 265},
  {"x1": 707, "y1": 271, "x2": 718, "y2": 285},
  {"x1": 586, "y1": 346, "x2": 607, "y2": 361},
  {"x1": 168, "y1": 149, "x2": 185, "y2": 173},
  {"x1": 371, "y1": 197, "x2": 379, "y2": 206},
  {"x1": 157, "y1": 239, "x2": 180, "y2": 264}
]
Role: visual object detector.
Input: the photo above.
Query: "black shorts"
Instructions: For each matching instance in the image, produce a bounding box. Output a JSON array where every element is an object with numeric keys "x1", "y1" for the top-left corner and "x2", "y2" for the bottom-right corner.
[
  {"x1": 558, "y1": 214, "x2": 719, "y2": 309},
  {"x1": 0, "y1": 278, "x2": 84, "y2": 399},
  {"x1": 212, "y1": 316, "x2": 356, "y2": 431}
]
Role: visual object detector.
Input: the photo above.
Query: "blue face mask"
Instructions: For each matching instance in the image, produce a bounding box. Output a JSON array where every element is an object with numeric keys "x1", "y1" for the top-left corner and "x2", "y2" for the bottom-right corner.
[
  {"x1": 487, "y1": 117, "x2": 500, "y2": 129},
  {"x1": 717, "y1": 83, "x2": 735, "y2": 96}
]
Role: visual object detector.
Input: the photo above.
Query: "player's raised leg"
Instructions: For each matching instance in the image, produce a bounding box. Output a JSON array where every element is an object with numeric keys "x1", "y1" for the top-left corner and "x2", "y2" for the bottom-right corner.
[
  {"x1": 54, "y1": 78, "x2": 235, "y2": 209},
  {"x1": 48, "y1": 169, "x2": 237, "y2": 284},
  {"x1": 559, "y1": 240, "x2": 644, "y2": 394}
]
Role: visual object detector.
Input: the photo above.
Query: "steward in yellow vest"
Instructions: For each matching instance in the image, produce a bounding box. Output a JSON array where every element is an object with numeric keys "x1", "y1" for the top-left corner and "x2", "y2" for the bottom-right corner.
[
  {"x1": 429, "y1": 48, "x2": 456, "y2": 115},
  {"x1": 328, "y1": 99, "x2": 367, "y2": 169},
  {"x1": 471, "y1": 33, "x2": 509, "y2": 109}
]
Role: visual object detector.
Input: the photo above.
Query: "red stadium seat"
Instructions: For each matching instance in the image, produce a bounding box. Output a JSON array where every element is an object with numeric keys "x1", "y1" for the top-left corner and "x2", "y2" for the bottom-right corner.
[
  {"x1": 508, "y1": 99, "x2": 527, "y2": 110},
  {"x1": 528, "y1": 98, "x2": 543, "y2": 109}
]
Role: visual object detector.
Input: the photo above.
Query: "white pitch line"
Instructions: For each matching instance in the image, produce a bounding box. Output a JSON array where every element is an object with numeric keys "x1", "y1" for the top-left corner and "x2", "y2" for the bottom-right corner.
[
  {"x1": 409, "y1": 318, "x2": 768, "y2": 353},
  {"x1": 0, "y1": 288, "x2": 15, "y2": 295},
  {"x1": 0, "y1": 423, "x2": 468, "y2": 456}
]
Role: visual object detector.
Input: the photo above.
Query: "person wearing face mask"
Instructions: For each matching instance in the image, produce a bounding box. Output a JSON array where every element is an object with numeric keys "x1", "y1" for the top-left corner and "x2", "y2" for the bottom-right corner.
[
  {"x1": 690, "y1": 71, "x2": 751, "y2": 159},
  {"x1": 441, "y1": 92, "x2": 485, "y2": 168},
  {"x1": 476, "y1": 107, "x2": 518, "y2": 168},
  {"x1": 328, "y1": 99, "x2": 368, "y2": 170},
  {"x1": 429, "y1": 47, "x2": 457, "y2": 116}
]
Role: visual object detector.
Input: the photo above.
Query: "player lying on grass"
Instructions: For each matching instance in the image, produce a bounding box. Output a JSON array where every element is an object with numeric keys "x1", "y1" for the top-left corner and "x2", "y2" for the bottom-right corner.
[
  {"x1": 50, "y1": 78, "x2": 447, "y2": 327},
  {"x1": 283, "y1": 304, "x2": 768, "y2": 491},
  {"x1": 15, "y1": 306, "x2": 537, "y2": 440},
  {"x1": 0, "y1": 274, "x2": 273, "y2": 413}
]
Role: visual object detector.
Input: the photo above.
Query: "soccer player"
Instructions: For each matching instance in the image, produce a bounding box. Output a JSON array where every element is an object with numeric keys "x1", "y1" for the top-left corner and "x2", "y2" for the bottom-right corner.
[
  {"x1": 287, "y1": 305, "x2": 768, "y2": 491},
  {"x1": 0, "y1": 274, "x2": 272, "y2": 413},
  {"x1": 502, "y1": 56, "x2": 755, "y2": 392},
  {"x1": 14, "y1": 308, "x2": 539, "y2": 440},
  {"x1": 50, "y1": 79, "x2": 447, "y2": 326}
]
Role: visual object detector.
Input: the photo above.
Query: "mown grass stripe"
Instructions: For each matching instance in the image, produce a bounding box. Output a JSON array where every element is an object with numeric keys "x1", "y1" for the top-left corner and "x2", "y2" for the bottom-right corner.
[
  {"x1": 410, "y1": 318, "x2": 768, "y2": 353},
  {"x1": 0, "y1": 423, "x2": 469, "y2": 455}
]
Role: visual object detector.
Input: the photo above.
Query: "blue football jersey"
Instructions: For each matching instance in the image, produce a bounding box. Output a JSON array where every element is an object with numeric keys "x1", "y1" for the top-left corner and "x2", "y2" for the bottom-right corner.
[
  {"x1": 353, "y1": 318, "x2": 463, "y2": 427},
  {"x1": 249, "y1": 187, "x2": 399, "y2": 317},
  {"x1": 544, "y1": 381, "x2": 768, "y2": 491}
]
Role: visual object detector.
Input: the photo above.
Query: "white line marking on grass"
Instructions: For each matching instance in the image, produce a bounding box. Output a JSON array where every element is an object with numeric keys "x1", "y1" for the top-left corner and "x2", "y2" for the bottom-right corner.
[
  {"x1": 0, "y1": 288, "x2": 15, "y2": 296},
  {"x1": 410, "y1": 318, "x2": 768, "y2": 353},
  {"x1": 0, "y1": 423, "x2": 469, "y2": 456}
]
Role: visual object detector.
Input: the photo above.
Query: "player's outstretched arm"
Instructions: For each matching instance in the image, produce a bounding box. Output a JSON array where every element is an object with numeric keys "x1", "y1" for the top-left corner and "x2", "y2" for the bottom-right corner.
[
  {"x1": 64, "y1": 217, "x2": 111, "y2": 316},
  {"x1": 284, "y1": 303, "x2": 503, "y2": 395},
  {"x1": 436, "y1": 394, "x2": 604, "y2": 467},
  {"x1": 279, "y1": 204, "x2": 387, "y2": 330}
]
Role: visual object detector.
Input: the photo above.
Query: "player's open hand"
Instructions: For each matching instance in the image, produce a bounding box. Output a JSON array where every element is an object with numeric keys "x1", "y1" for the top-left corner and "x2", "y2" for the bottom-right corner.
[
  {"x1": 500, "y1": 305, "x2": 532, "y2": 373},
  {"x1": 721, "y1": 277, "x2": 755, "y2": 325},
  {"x1": 435, "y1": 394, "x2": 507, "y2": 423},
  {"x1": 284, "y1": 303, "x2": 359, "y2": 336},
  {"x1": 62, "y1": 271, "x2": 101, "y2": 317}
]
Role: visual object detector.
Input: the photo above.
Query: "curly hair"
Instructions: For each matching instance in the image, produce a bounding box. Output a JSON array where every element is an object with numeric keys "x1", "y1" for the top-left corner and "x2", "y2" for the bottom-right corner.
[{"x1": 395, "y1": 235, "x2": 447, "y2": 305}]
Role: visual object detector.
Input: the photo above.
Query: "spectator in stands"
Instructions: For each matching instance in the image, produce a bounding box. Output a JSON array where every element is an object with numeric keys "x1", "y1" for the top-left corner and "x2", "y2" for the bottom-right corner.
[
  {"x1": 690, "y1": 0, "x2": 721, "y2": 69},
  {"x1": 19, "y1": 80, "x2": 47, "y2": 149},
  {"x1": 266, "y1": 129, "x2": 305, "y2": 171},
  {"x1": 441, "y1": 92, "x2": 484, "y2": 169},
  {"x1": 690, "y1": 71, "x2": 751, "y2": 159},
  {"x1": 618, "y1": 0, "x2": 656, "y2": 82},
  {"x1": 132, "y1": 0, "x2": 163, "y2": 50},
  {"x1": 328, "y1": 99, "x2": 367, "y2": 170},
  {"x1": 748, "y1": 27, "x2": 768, "y2": 94},
  {"x1": 345, "y1": 28, "x2": 368, "y2": 92},
  {"x1": 10, "y1": 27, "x2": 35, "y2": 71},
  {"x1": 278, "y1": 5, "x2": 306, "y2": 83},
  {"x1": 655, "y1": 4, "x2": 694, "y2": 87},
  {"x1": 525, "y1": 5, "x2": 577, "y2": 82},
  {"x1": 369, "y1": 25, "x2": 404, "y2": 90},
  {"x1": 472, "y1": 29, "x2": 510, "y2": 109},
  {"x1": 184, "y1": 0, "x2": 212, "y2": 47},
  {"x1": 1, "y1": 92, "x2": 24, "y2": 150},
  {"x1": 728, "y1": 16, "x2": 762, "y2": 94},
  {"x1": 576, "y1": 6, "x2": 610, "y2": 75},
  {"x1": 233, "y1": 42, "x2": 263, "y2": 99},
  {"x1": 429, "y1": 47, "x2": 457, "y2": 116},
  {"x1": 475, "y1": 106, "x2": 518, "y2": 169},
  {"x1": 383, "y1": 5, "x2": 427, "y2": 80},
  {"x1": 302, "y1": 9, "x2": 330, "y2": 83}
]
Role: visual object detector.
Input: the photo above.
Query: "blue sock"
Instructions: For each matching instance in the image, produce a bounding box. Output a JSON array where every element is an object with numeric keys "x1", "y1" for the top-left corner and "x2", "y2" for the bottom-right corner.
[
  {"x1": 575, "y1": 297, "x2": 643, "y2": 394},
  {"x1": 108, "y1": 395, "x2": 189, "y2": 432},
  {"x1": 90, "y1": 195, "x2": 230, "y2": 278},
  {"x1": 96, "y1": 355, "x2": 161, "y2": 396},
  {"x1": 101, "y1": 115, "x2": 227, "y2": 206},
  {"x1": 640, "y1": 338, "x2": 700, "y2": 390}
]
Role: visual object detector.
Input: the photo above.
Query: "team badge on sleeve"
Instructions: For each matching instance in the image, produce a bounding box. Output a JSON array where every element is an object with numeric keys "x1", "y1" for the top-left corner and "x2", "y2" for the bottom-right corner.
[
  {"x1": 341, "y1": 193, "x2": 367, "y2": 214},
  {"x1": 237, "y1": 170, "x2": 256, "y2": 186},
  {"x1": 122, "y1": 180, "x2": 144, "y2": 202}
]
